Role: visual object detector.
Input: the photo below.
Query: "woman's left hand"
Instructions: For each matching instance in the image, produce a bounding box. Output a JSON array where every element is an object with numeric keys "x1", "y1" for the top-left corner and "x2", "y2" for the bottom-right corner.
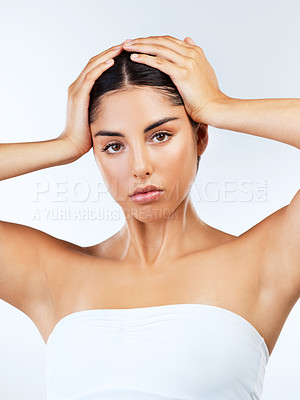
[{"x1": 122, "y1": 35, "x2": 229, "y2": 124}]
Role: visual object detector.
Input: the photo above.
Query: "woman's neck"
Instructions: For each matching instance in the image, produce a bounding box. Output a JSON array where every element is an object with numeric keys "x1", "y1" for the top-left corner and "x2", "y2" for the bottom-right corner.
[{"x1": 118, "y1": 197, "x2": 210, "y2": 269}]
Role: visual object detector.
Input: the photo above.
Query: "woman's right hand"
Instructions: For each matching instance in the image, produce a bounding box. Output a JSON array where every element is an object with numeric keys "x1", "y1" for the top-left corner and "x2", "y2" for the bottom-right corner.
[{"x1": 58, "y1": 43, "x2": 124, "y2": 157}]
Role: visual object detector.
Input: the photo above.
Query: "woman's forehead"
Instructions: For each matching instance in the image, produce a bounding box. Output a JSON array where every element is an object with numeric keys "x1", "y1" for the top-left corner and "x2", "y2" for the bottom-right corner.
[
  {"x1": 92, "y1": 89, "x2": 187, "y2": 128},
  {"x1": 100, "y1": 87, "x2": 172, "y2": 110}
]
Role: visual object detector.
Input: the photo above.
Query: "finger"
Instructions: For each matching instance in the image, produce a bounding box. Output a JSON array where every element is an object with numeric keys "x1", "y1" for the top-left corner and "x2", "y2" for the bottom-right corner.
[
  {"x1": 123, "y1": 40, "x2": 197, "y2": 64},
  {"x1": 124, "y1": 42, "x2": 189, "y2": 66},
  {"x1": 72, "y1": 46, "x2": 122, "y2": 88},
  {"x1": 148, "y1": 35, "x2": 190, "y2": 47},
  {"x1": 126, "y1": 35, "x2": 191, "y2": 48},
  {"x1": 184, "y1": 37, "x2": 197, "y2": 46},
  {"x1": 129, "y1": 53, "x2": 183, "y2": 85},
  {"x1": 84, "y1": 45, "x2": 123, "y2": 72},
  {"x1": 70, "y1": 59, "x2": 116, "y2": 98}
]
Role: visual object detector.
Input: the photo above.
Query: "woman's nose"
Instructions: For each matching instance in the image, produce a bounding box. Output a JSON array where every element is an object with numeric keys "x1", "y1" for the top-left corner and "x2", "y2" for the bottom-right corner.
[{"x1": 131, "y1": 147, "x2": 153, "y2": 178}]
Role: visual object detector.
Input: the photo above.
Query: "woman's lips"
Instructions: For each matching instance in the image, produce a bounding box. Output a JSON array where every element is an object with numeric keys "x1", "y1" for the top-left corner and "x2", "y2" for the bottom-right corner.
[{"x1": 130, "y1": 190, "x2": 164, "y2": 204}]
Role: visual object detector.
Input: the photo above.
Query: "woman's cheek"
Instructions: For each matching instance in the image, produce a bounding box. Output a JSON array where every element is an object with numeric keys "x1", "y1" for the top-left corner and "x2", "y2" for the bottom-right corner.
[
  {"x1": 101, "y1": 159, "x2": 130, "y2": 201},
  {"x1": 159, "y1": 144, "x2": 193, "y2": 200},
  {"x1": 165, "y1": 137, "x2": 195, "y2": 174}
]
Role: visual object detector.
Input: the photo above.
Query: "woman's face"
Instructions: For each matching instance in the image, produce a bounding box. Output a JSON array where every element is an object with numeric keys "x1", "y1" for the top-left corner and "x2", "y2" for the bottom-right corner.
[{"x1": 90, "y1": 87, "x2": 207, "y2": 221}]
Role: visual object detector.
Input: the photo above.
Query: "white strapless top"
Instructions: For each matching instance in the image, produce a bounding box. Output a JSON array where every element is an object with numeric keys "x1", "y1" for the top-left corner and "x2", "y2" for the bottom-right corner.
[{"x1": 46, "y1": 303, "x2": 269, "y2": 400}]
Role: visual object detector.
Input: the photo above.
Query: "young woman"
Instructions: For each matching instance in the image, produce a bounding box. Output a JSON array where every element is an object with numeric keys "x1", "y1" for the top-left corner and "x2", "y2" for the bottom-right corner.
[{"x1": 0, "y1": 35, "x2": 299, "y2": 399}]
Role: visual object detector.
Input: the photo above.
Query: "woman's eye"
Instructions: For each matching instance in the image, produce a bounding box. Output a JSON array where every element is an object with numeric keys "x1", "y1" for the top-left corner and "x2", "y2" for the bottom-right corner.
[
  {"x1": 101, "y1": 142, "x2": 123, "y2": 155},
  {"x1": 101, "y1": 131, "x2": 172, "y2": 155},
  {"x1": 152, "y1": 131, "x2": 172, "y2": 142}
]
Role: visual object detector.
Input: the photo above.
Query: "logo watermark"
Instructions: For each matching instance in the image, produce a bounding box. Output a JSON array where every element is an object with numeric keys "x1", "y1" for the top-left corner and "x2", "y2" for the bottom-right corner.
[{"x1": 31, "y1": 178, "x2": 268, "y2": 221}]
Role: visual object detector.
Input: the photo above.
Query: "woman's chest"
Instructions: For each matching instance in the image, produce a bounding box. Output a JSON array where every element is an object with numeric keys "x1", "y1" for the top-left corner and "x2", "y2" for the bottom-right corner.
[{"x1": 46, "y1": 242, "x2": 268, "y2": 346}]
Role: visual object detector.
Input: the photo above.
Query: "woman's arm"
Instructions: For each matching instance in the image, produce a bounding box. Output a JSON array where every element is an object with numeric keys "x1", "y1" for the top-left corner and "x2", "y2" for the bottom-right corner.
[
  {"x1": 0, "y1": 138, "x2": 82, "y2": 181},
  {"x1": 123, "y1": 36, "x2": 299, "y2": 149},
  {"x1": 204, "y1": 97, "x2": 300, "y2": 149},
  {"x1": 0, "y1": 44, "x2": 122, "y2": 321},
  {"x1": 0, "y1": 44, "x2": 124, "y2": 182},
  {"x1": 206, "y1": 96, "x2": 300, "y2": 300}
]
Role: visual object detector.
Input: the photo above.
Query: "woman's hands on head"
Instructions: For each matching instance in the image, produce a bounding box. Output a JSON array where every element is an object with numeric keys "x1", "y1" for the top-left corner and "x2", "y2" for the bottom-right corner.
[
  {"x1": 58, "y1": 43, "x2": 123, "y2": 157},
  {"x1": 122, "y1": 35, "x2": 230, "y2": 125},
  {"x1": 58, "y1": 34, "x2": 228, "y2": 159}
]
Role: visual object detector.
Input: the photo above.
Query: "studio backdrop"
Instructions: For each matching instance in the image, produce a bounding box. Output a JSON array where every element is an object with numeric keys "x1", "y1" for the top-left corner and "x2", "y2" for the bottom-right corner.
[{"x1": 0, "y1": 1, "x2": 299, "y2": 399}]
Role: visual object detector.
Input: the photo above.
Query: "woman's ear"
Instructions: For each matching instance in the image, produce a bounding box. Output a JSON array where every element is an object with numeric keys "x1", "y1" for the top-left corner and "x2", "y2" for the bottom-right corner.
[{"x1": 195, "y1": 123, "x2": 209, "y2": 156}]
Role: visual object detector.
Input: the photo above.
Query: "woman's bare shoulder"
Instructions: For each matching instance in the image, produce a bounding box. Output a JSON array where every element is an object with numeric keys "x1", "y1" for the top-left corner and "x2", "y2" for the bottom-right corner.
[{"x1": 81, "y1": 232, "x2": 121, "y2": 259}]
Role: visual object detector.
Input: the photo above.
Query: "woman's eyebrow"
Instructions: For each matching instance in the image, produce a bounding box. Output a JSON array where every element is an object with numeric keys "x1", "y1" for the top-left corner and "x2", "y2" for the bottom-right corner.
[{"x1": 93, "y1": 117, "x2": 180, "y2": 138}]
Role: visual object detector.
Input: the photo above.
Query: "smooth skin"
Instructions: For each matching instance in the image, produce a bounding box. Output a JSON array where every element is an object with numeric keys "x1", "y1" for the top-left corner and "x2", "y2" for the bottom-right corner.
[{"x1": 0, "y1": 36, "x2": 299, "y2": 359}]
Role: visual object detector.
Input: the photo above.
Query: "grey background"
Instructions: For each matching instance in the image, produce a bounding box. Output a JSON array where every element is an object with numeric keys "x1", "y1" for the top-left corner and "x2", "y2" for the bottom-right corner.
[{"x1": 0, "y1": 0, "x2": 299, "y2": 399}]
